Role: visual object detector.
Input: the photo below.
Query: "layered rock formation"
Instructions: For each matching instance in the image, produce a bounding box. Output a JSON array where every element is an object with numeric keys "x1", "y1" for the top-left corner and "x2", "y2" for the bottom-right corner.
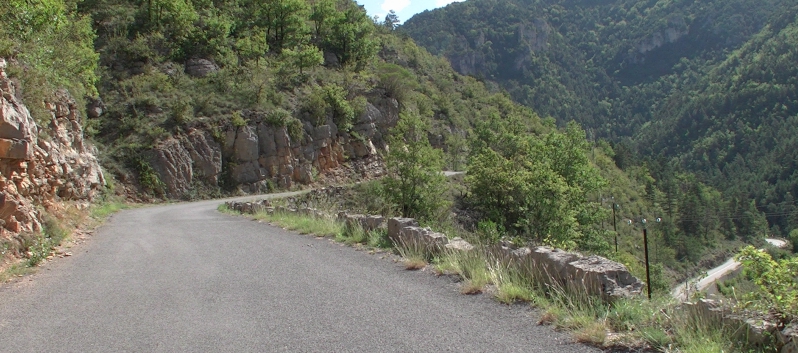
[
  {"x1": 0, "y1": 58, "x2": 105, "y2": 254},
  {"x1": 149, "y1": 95, "x2": 399, "y2": 197}
]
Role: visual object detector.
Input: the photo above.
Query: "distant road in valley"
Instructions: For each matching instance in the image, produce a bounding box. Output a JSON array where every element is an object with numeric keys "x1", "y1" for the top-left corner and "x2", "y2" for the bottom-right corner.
[{"x1": 671, "y1": 238, "x2": 789, "y2": 301}]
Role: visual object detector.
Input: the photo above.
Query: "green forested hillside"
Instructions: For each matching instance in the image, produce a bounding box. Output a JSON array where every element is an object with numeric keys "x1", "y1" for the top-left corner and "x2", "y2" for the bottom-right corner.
[
  {"x1": 403, "y1": 0, "x2": 798, "y2": 236},
  {"x1": 641, "y1": 6, "x2": 798, "y2": 234}
]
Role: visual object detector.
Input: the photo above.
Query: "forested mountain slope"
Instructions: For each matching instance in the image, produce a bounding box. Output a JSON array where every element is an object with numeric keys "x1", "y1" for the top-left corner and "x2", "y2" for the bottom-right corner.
[
  {"x1": 640, "y1": 6, "x2": 798, "y2": 233},
  {"x1": 403, "y1": 0, "x2": 798, "y2": 235}
]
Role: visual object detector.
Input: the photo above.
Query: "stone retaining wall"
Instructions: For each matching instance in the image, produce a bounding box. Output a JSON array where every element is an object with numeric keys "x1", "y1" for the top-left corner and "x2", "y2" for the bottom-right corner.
[
  {"x1": 687, "y1": 299, "x2": 797, "y2": 352},
  {"x1": 225, "y1": 199, "x2": 643, "y2": 302}
]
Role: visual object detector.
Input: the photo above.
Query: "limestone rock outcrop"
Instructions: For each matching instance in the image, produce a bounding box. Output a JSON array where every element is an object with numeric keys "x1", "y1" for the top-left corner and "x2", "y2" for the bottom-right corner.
[
  {"x1": 184, "y1": 58, "x2": 219, "y2": 78},
  {"x1": 149, "y1": 129, "x2": 222, "y2": 196},
  {"x1": 148, "y1": 95, "x2": 399, "y2": 197},
  {"x1": 0, "y1": 60, "x2": 104, "y2": 255}
]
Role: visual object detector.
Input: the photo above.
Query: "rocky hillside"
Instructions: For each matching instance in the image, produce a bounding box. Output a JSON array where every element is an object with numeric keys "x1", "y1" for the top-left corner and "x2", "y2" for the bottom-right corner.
[
  {"x1": 147, "y1": 93, "x2": 397, "y2": 196},
  {"x1": 0, "y1": 58, "x2": 104, "y2": 260}
]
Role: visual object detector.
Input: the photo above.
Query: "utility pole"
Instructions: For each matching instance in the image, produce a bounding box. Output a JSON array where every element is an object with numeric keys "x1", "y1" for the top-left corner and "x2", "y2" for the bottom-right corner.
[
  {"x1": 642, "y1": 220, "x2": 652, "y2": 300},
  {"x1": 612, "y1": 202, "x2": 618, "y2": 253}
]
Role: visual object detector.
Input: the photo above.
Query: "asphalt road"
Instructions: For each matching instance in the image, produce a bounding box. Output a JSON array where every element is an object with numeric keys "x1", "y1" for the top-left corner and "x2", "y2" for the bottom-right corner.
[
  {"x1": 0, "y1": 194, "x2": 599, "y2": 352},
  {"x1": 671, "y1": 238, "x2": 789, "y2": 300}
]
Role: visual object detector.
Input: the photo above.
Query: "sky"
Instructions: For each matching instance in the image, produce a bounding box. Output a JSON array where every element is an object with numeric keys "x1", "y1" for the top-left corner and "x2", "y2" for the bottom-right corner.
[{"x1": 356, "y1": 0, "x2": 465, "y2": 24}]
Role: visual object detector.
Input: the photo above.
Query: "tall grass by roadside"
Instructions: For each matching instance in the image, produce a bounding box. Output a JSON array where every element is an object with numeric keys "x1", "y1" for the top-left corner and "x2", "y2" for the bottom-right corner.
[
  {"x1": 252, "y1": 210, "x2": 343, "y2": 237},
  {"x1": 90, "y1": 198, "x2": 128, "y2": 221},
  {"x1": 222, "y1": 204, "x2": 393, "y2": 251},
  {"x1": 223, "y1": 205, "x2": 772, "y2": 352}
]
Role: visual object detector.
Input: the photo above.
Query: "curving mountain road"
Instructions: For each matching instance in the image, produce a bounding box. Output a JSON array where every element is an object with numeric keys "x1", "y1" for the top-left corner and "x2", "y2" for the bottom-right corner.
[
  {"x1": 671, "y1": 238, "x2": 790, "y2": 300},
  {"x1": 0, "y1": 194, "x2": 598, "y2": 352}
]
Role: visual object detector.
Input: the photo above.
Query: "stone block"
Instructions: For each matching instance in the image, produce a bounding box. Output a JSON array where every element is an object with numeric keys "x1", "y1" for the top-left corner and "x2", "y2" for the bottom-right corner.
[
  {"x1": 445, "y1": 237, "x2": 474, "y2": 252},
  {"x1": 529, "y1": 246, "x2": 580, "y2": 281},
  {"x1": 567, "y1": 255, "x2": 643, "y2": 299},
  {"x1": 314, "y1": 125, "x2": 332, "y2": 140},
  {"x1": 184, "y1": 58, "x2": 219, "y2": 77},
  {"x1": 387, "y1": 217, "x2": 419, "y2": 244}
]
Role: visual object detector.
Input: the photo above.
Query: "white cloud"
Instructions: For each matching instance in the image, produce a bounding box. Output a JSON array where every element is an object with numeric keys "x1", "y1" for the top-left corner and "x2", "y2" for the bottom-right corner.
[
  {"x1": 435, "y1": 0, "x2": 463, "y2": 6},
  {"x1": 381, "y1": 0, "x2": 411, "y2": 12}
]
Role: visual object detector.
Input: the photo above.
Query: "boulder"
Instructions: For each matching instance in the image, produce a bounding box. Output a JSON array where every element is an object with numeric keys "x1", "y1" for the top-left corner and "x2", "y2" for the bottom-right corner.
[
  {"x1": 0, "y1": 90, "x2": 37, "y2": 141},
  {"x1": 351, "y1": 139, "x2": 376, "y2": 158},
  {"x1": 387, "y1": 217, "x2": 419, "y2": 244},
  {"x1": 567, "y1": 255, "x2": 644, "y2": 299},
  {"x1": 397, "y1": 226, "x2": 449, "y2": 253},
  {"x1": 0, "y1": 138, "x2": 32, "y2": 160},
  {"x1": 232, "y1": 161, "x2": 261, "y2": 184},
  {"x1": 184, "y1": 58, "x2": 219, "y2": 77},
  {"x1": 529, "y1": 246, "x2": 580, "y2": 281},
  {"x1": 779, "y1": 324, "x2": 798, "y2": 353},
  {"x1": 257, "y1": 123, "x2": 277, "y2": 156},
  {"x1": 87, "y1": 98, "x2": 105, "y2": 119},
  {"x1": 445, "y1": 237, "x2": 474, "y2": 252},
  {"x1": 314, "y1": 125, "x2": 332, "y2": 140},
  {"x1": 186, "y1": 130, "x2": 222, "y2": 185},
  {"x1": 234, "y1": 125, "x2": 259, "y2": 162}
]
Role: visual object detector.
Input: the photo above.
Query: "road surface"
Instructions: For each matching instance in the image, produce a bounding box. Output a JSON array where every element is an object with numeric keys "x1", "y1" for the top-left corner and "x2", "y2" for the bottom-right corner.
[
  {"x1": 671, "y1": 258, "x2": 741, "y2": 301},
  {"x1": 765, "y1": 238, "x2": 788, "y2": 248},
  {"x1": 0, "y1": 193, "x2": 598, "y2": 352},
  {"x1": 671, "y1": 238, "x2": 788, "y2": 300}
]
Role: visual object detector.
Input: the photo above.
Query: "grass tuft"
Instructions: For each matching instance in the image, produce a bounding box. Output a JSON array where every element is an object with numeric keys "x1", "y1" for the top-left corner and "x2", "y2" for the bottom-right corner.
[
  {"x1": 395, "y1": 237, "x2": 430, "y2": 270},
  {"x1": 459, "y1": 280, "x2": 484, "y2": 294},
  {"x1": 253, "y1": 210, "x2": 343, "y2": 237}
]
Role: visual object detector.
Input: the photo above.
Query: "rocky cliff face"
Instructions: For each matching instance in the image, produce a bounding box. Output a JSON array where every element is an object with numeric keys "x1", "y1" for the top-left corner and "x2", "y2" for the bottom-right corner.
[
  {"x1": 148, "y1": 94, "x2": 400, "y2": 197},
  {"x1": 0, "y1": 58, "x2": 105, "y2": 253}
]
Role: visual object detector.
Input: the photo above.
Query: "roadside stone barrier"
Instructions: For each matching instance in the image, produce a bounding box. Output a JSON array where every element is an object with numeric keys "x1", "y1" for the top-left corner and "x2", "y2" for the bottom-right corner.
[
  {"x1": 225, "y1": 200, "x2": 273, "y2": 214},
  {"x1": 489, "y1": 243, "x2": 643, "y2": 300},
  {"x1": 386, "y1": 217, "x2": 642, "y2": 301},
  {"x1": 224, "y1": 202, "x2": 644, "y2": 302},
  {"x1": 338, "y1": 212, "x2": 386, "y2": 232},
  {"x1": 687, "y1": 299, "x2": 798, "y2": 352}
]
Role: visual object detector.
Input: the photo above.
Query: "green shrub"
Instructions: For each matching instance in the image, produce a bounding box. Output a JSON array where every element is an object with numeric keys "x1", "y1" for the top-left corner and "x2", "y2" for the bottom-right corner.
[
  {"x1": 381, "y1": 111, "x2": 450, "y2": 222},
  {"x1": 231, "y1": 111, "x2": 247, "y2": 127},
  {"x1": 304, "y1": 86, "x2": 330, "y2": 126},
  {"x1": 135, "y1": 158, "x2": 165, "y2": 196},
  {"x1": 323, "y1": 84, "x2": 355, "y2": 131},
  {"x1": 376, "y1": 62, "x2": 417, "y2": 106},
  {"x1": 286, "y1": 116, "x2": 304, "y2": 142},
  {"x1": 736, "y1": 246, "x2": 798, "y2": 320},
  {"x1": 265, "y1": 108, "x2": 292, "y2": 127}
]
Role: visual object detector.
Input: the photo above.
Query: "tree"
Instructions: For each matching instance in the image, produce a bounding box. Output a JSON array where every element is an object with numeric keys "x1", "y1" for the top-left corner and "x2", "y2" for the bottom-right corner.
[
  {"x1": 467, "y1": 116, "x2": 605, "y2": 248},
  {"x1": 137, "y1": 0, "x2": 198, "y2": 41},
  {"x1": 323, "y1": 1, "x2": 378, "y2": 68},
  {"x1": 382, "y1": 112, "x2": 450, "y2": 221},
  {"x1": 234, "y1": 30, "x2": 269, "y2": 64},
  {"x1": 383, "y1": 10, "x2": 400, "y2": 30},
  {"x1": 253, "y1": 0, "x2": 309, "y2": 53},
  {"x1": 281, "y1": 43, "x2": 323, "y2": 74},
  {"x1": 310, "y1": 0, "x2": 336, "y2": 38}
]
